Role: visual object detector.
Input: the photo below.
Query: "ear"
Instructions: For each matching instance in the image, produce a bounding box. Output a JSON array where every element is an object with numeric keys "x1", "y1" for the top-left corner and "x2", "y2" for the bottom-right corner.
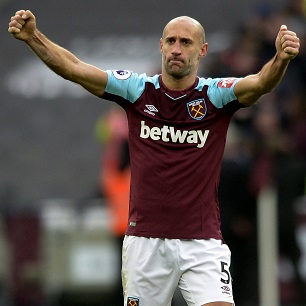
[
  {"x1": 160, "y1": 38, "x2": 163, "y2": 54},
  {"x1": 199, "y1": 43, "x2": 208, "y2": 59}
]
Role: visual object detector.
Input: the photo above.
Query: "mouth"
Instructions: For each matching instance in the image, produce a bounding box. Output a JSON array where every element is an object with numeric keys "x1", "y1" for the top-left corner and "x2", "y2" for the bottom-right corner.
[{"x1": 168, "y1": 58, "x2": 184, "y2": 66}]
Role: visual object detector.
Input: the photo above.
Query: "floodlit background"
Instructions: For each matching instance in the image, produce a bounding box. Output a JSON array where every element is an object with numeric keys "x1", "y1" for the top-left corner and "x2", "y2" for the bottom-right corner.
[{"x1": 0, "y1": 0, "x2": 305, "y2": 305}]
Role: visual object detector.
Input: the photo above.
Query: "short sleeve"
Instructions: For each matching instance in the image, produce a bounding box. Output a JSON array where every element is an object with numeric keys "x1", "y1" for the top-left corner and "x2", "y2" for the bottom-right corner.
[
  {"x1": 105, "y1": 70, "x2": 147, "y2": 103},
  {"x1": 206, "y1": 77, "x2": 242, "y2": 108}
]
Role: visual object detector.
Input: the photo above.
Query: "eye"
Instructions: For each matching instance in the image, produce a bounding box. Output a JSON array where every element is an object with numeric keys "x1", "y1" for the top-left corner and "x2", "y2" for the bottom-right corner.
[
  {"x1": 181, "y1": 38, "x2": 192, "y2": 45},
  {"x1": 166, "y1": 37, "x2": 176, "y2": 44}
]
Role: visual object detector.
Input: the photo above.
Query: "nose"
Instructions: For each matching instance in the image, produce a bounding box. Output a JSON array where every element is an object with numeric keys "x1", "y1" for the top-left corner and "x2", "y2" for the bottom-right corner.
[{"x1": 171, "y1": 40, "x2": 182, "y2": 55}]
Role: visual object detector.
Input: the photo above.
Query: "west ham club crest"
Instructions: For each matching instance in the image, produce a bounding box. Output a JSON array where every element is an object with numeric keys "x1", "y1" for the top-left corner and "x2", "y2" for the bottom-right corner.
[
  {"x1": 127, "y1": 296, "x2": 140, "y2": 306},
  {"x1": 187, "y1": 99, "x2": 207, "y2": 120}
]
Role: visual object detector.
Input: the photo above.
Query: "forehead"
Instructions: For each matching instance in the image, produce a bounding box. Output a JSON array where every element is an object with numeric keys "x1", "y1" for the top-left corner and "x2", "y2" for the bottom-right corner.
[{"x1": 163, "y1": 19, "x2": 200, "y2": 39}]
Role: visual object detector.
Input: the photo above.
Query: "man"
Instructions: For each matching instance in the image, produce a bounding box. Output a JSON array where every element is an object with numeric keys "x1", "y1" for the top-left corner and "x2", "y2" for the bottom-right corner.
[{"x1": 8, "y1": 10, "x2": 299, "y2": 306}]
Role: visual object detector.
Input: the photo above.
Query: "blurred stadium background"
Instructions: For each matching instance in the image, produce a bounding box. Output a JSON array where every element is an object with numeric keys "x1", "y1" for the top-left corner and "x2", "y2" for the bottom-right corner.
[{"x1": 0, "y1": 0, "x2": 305, "y2": 305}]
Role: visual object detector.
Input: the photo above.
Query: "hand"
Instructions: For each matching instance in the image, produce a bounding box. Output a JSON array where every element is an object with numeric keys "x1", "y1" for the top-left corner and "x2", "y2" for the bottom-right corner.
[
  {"x1": 8, "y1": 10, "x2": 36, "y2": 42},
  {"x1": 275, "y1": 25, "x2": 300, "y2": 61}
]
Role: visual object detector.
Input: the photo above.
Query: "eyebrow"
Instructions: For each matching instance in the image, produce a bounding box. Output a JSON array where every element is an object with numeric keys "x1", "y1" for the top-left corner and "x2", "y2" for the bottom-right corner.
[{"x1": 165, "y1": 36, "x2": 193, "y2": 42}]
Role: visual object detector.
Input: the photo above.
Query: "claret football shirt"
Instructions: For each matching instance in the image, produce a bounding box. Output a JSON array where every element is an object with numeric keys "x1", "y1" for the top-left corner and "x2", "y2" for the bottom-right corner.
[{"x1": 102, "y1": 70, "x2": 243, "y2": 240}]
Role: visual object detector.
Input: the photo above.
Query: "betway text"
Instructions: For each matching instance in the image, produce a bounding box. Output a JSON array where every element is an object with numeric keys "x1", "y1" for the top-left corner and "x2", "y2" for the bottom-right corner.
[{"x1": 140, "y1": 121, "x2": 209, "y2": 149}]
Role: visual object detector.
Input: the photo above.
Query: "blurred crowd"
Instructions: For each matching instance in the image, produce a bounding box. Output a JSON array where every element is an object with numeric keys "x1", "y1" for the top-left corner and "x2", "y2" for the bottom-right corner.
[{"x1": 197, "y1": 0, "x2": 306, "y2": 305}]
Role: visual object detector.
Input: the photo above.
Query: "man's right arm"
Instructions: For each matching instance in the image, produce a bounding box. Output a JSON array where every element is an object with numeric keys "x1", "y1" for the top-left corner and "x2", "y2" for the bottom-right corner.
[
  {"x1": 234, "y1": 25, "x2": 299, "y2": 106},
  {"x1": 8, "y1": 10, "x2": 107, "y2": 97}
]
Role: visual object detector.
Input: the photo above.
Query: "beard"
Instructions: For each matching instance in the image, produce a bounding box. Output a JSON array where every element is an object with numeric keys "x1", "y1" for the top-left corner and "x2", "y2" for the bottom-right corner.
[{"x1": 163, "y1": 57, "x2": 195, "y2": 79}]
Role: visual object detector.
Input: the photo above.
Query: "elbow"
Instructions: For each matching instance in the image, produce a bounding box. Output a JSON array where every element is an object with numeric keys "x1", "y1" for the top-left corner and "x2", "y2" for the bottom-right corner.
[{"x1": 238, "y1": 87, "x2": 265, "y2": 107}]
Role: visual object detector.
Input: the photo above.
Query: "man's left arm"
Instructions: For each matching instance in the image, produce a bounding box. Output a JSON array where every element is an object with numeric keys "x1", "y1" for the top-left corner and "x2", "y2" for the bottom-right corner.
[{"x1": 234, "y1": 25, "x2": 300, "y2": 106}]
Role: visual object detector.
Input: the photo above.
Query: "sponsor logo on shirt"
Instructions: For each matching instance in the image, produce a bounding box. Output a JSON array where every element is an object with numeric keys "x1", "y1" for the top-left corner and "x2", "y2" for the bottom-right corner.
[
  {"x1": 144, "y1": 104, "x2": 159, "y2": 116},
  {"x1": 127, "y1": 296, "x2": 140, "y2": 306},
  {"x1": 187, "y1": 99, "x2": 207, "y2": 120},
  {"x1": 112, "y1": 70, "x2": 132, "y2": 80},
  {"x1": 140, "y1": 121, "x2": 209, "y2": 149},
  {"x1": 217, "y1": 78, "x2": 237, "y2": 88}
]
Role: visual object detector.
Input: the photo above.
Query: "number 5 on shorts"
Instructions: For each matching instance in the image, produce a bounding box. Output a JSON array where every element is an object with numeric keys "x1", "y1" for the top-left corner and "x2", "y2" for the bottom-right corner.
[{"x1": 220, "y1": 261, "x2": 230, "y2": 284}]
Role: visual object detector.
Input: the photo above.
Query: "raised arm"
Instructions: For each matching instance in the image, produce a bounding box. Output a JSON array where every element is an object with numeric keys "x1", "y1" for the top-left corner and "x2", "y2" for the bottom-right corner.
[
  {"x1": 234, "y1": 25, "x2": 300, "y2": 106},
  {"x1": 8, "y1": 10, "x2": 108, "y2": 97}
]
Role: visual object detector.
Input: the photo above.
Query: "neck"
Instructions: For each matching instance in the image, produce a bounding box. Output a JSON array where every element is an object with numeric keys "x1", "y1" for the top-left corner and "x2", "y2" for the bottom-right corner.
[{"x1": 161, "y1": 70, "x2": 197, "y2": 91}]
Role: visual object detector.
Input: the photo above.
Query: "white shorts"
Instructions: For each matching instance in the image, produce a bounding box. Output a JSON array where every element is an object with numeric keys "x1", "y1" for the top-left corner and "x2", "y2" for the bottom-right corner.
[{"x1": 122, "y1": 236, "x2": 234, "y2": 306}]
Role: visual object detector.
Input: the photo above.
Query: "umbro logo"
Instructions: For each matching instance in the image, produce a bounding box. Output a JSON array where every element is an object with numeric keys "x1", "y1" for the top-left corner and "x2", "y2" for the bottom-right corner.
[
  {"x1": 221, "y1": 285, "x2": 231, "y2": 295},
  {"x1": 144, "y1": 104, "x2": 158, "y2": 116},
  {"x1": 221, "y1": 285, "x2": 230, "y2": 292},
  {"x1": 146, "y1": 105, "x2": 158, "y2": 112}
]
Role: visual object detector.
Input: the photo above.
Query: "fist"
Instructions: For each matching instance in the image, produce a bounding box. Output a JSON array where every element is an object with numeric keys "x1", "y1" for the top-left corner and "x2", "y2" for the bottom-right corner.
[
  {"x1": 8, "y1": 10, "x2": 36, "y2": 41},
  {"x1": 276, "y1": 25, "x2": 300, "y2": 61}
]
